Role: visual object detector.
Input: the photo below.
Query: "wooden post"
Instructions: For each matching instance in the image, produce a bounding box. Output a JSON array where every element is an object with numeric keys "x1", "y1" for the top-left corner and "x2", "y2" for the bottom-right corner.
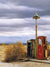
[
  {"x1": 35, "y1": 19, "x2": 37, "y2": 46},
  {"x1": 33, "y1": 13, "x2": 40, "y2": 46},
  {"x1": 33, "y1": 13, "x2": 40, "y2": 58}
]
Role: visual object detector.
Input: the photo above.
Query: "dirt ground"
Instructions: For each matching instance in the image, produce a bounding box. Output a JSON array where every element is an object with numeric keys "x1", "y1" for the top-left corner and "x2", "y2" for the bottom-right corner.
[
  {"x1": 0, "y1": 45, "x2": 50, "y2": 67},
  {"x1": 0, "y1": 62, "x2": 50, "y2": 67}
]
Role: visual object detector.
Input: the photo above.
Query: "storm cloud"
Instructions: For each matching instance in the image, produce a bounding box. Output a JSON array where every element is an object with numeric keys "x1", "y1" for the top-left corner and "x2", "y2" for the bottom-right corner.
[
  {"x1": 0, "y1": 0, "x2": 49, "y2": 18},
  {"x1": 0, "y1": 0, "x2": 50, "y2": 43}
]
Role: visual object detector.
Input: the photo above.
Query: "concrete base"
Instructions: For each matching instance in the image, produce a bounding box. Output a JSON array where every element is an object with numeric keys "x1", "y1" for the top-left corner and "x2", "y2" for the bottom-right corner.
[
  {"x1": 29, "y1": 59, "x2": 50, "y2": 64},
  {"x1": 23, "y1": 58, "x2": 50, "y2": 64}
]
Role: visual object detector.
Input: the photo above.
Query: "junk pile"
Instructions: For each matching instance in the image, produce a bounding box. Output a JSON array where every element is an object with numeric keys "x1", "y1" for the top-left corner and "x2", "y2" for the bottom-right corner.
[{"x1": 27, "y1": 36, "x2": 48, "y2": 60}]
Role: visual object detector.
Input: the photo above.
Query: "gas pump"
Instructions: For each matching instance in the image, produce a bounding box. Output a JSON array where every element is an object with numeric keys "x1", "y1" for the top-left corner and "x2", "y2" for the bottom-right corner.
[
  {"x1": 37, "y1": 36, "x2": 47, "y2": 59},
  {"x1": 27, "y1": 39, "x2": 35, "y2": 58},
  {"x1": 27, "y1": 40, "x2": 32, "y2": 58}
]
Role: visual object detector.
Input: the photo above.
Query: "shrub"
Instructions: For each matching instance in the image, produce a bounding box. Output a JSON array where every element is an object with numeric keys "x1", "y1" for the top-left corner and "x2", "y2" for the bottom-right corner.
[{"x1": 1, "y1": 42, "x2": 27, "y2": 62}]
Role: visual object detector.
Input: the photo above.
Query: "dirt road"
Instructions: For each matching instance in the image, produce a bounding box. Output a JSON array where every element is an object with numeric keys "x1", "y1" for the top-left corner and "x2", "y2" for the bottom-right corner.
[{"x1": 0, "y1": 62, "x2": 50, "y2": 67}]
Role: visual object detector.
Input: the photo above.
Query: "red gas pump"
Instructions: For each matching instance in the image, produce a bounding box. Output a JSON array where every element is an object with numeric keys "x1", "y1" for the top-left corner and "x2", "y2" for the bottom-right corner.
[{"x1": 37, "y1": 36, "x2": 47, "y2": 59}]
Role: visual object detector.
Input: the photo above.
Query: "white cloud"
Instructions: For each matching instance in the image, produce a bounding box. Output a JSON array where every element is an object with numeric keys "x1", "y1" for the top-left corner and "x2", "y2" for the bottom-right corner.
[
  {"x1": 0, "y1": 16, "x2": 49, "y2": 37},
  {"x1": 41, "y1": 16, "x2": 50, "y2": 21},
  {"x1": 0, "y1": 18, "x2": 24, "y2": 24},
  {"x1": 0, "y1": 0, "x2": 50, "y2": 42}
]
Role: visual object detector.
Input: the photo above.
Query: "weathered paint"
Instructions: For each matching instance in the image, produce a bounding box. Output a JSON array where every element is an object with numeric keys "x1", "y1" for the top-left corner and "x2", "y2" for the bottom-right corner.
[
  {"x1": 30, "y1": 39, "x2": 35, "y2": 58},
  {"x1": 37, "y1": 36, "x2": 47, "y2": 59},
  {"x1": 45, "y1": 50, "x2": 47, "y2": 58},
  {"x1": 33, "y1": 40, "x2": 37, "y2": 58},
  {"x1": 37, "y1": 45, "x2": 44, "y2": 59},
  {"x1": 27, "y1": 40, "x2": 32, "y2": 57}
]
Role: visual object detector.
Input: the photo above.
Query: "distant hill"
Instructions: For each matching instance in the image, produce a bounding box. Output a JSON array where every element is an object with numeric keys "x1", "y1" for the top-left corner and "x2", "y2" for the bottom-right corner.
[
  {"x1": 48, "y1": 42, "x2": 50, "y2": 45},
  {"x1": 23, "y1": 43, "x2": 27, "y2": 45},
  {"x1": 0, "y1": 42, "x2": 49, "y2": 45},
  {"x1": 0, "y1": 43, "x2": 27, "y2": 45}
]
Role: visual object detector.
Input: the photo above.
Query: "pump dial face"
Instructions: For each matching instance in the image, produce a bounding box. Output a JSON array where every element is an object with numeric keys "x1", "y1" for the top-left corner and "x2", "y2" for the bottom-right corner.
[{"x1": 39, "y1": 39, "x2": 41, "y2": 45}]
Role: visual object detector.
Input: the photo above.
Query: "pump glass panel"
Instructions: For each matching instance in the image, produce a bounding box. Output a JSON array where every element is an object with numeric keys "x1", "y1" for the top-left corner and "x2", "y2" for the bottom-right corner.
[
  {"x1": 39, "y1": 39, "x2": 41, "y2": 45},
  {"x1": 43, "y1": 38, "x2": 45, "y2": 44}
]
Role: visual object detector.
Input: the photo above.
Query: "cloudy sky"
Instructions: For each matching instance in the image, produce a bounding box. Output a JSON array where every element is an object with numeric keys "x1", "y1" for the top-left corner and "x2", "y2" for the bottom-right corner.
[{"x1": 0, "y1": 0, "x2": 50, "y2": 43}]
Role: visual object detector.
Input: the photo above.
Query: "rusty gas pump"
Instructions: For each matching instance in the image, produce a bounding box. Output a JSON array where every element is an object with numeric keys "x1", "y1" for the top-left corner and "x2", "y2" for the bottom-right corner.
[
  {"x1": 37, "y1": 36, "x2": 48, "y2": 59},
  {"x1": 27, "y1": 39, "x2": 35, "y2": 58}
]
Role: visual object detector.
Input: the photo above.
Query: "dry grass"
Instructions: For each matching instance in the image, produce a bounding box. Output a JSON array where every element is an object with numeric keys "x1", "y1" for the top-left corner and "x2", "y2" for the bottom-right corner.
[
  {"x1": 0, "y1": 42, "x2": 27, "y2": 62},
  {"x1": 0, "y1": 43, "x2": 50, "y2": 61}
]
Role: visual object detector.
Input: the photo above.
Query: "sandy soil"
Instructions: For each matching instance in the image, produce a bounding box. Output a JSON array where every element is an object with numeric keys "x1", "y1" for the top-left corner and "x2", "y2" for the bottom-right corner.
[{"x1": 0, "y1": 62, "x2": 50, "y2": 67}]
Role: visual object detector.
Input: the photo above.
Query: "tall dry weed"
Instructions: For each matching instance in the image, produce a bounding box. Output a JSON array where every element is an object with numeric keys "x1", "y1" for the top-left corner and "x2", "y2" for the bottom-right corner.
[{"x1": 1, "y1": 42, "x2": 27, "y2": 62}]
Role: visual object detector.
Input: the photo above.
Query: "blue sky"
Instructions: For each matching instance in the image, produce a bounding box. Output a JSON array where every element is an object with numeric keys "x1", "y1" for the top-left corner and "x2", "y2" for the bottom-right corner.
[{"x1": 0, "y1": 0, "x2": 50, "y2": 43}]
